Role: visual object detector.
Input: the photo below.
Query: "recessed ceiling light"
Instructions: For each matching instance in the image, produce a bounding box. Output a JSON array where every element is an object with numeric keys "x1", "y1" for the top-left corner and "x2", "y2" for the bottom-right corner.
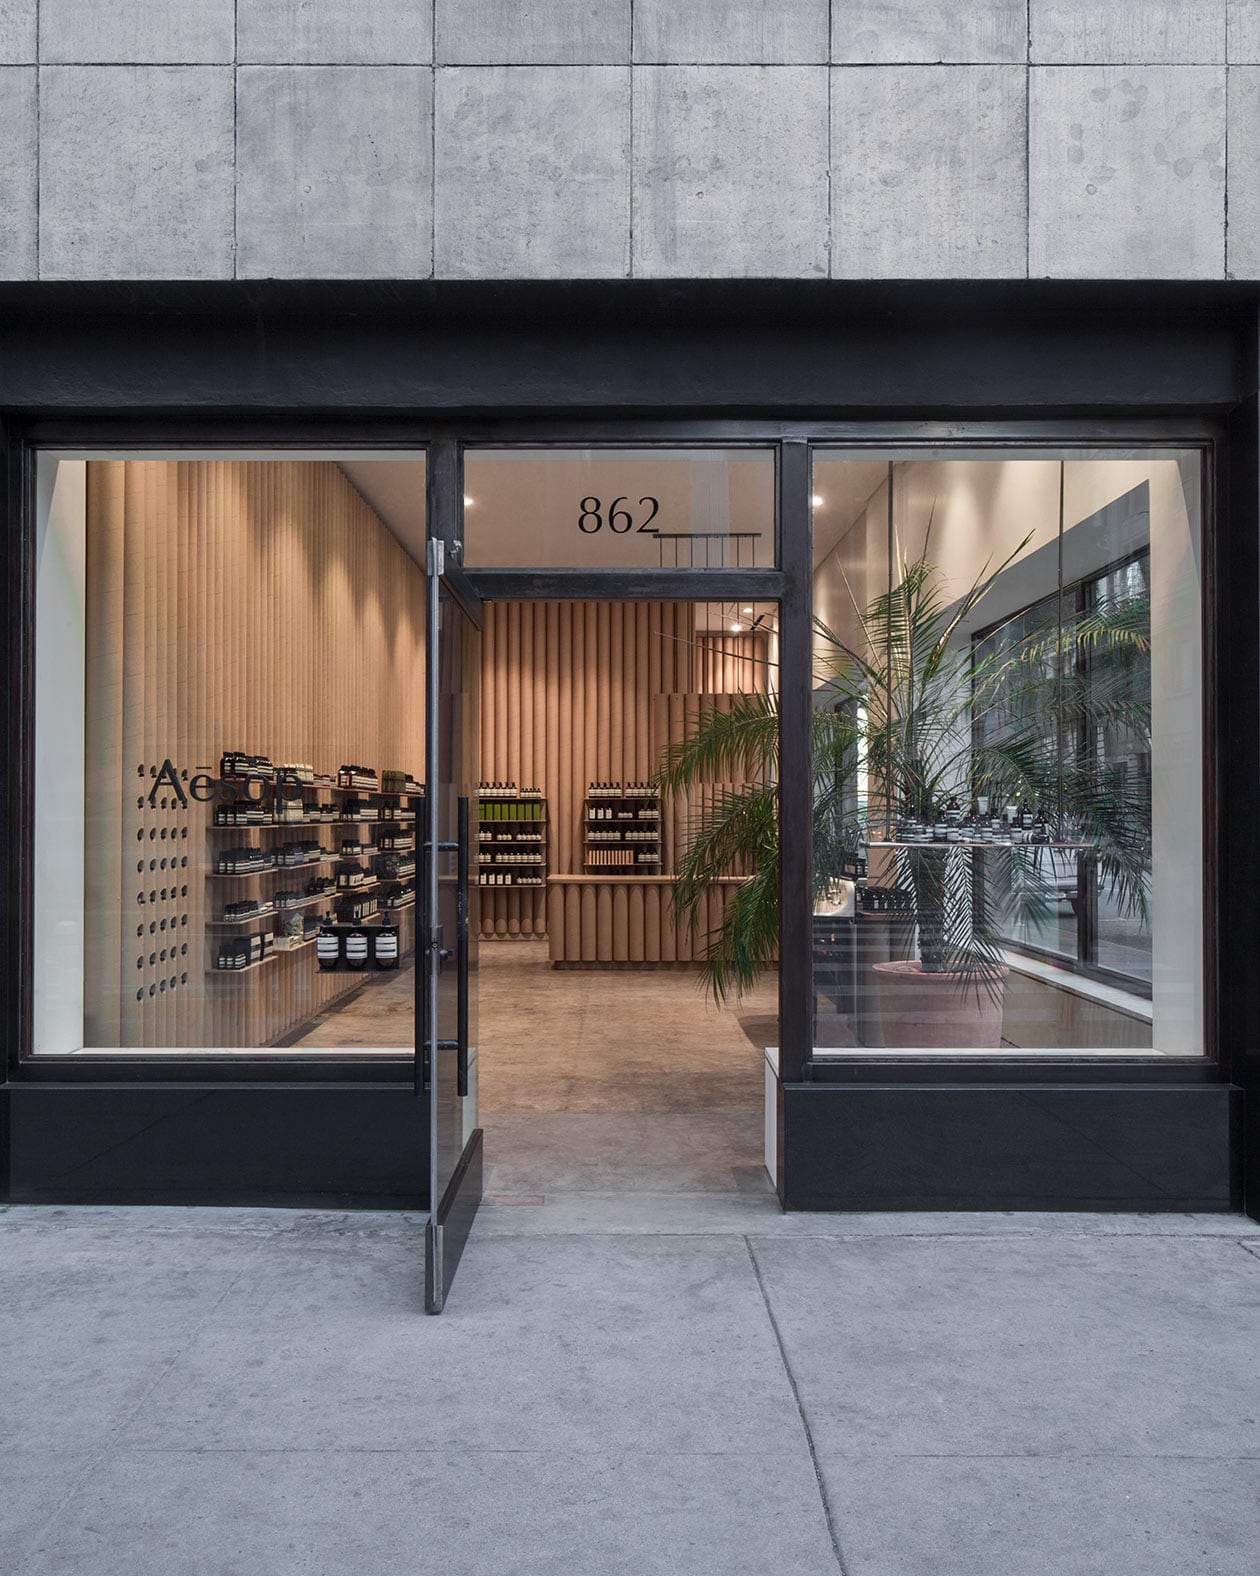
[
  {"x1": 741, "y1": 606, "x2": 754, "y2": 614},
  {"x1": 730, "y1": 621, "x2": 743, "y2": 632},
  {"x1": 811, "y1": 494, "x2": 824, "y2": 507},
  {"x1": 463, "y1": 496, "x2": 474, "y2": 507}
]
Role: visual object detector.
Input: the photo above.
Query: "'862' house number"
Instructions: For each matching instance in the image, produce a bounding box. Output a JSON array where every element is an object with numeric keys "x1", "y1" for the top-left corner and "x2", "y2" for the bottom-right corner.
[{"x1": 577, "y1": 496, "x2": 659, "y2": 534}]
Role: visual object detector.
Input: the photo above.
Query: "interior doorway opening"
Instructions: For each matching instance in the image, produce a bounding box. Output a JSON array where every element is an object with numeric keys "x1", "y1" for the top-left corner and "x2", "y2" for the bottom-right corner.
[{"x1": 474, "y1": 597, "x2": 781, "y2": 1204}]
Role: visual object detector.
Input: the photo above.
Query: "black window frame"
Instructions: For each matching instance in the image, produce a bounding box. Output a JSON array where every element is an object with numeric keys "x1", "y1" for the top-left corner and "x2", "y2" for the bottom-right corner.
[{"x1": 1, "y1": 416, "x2": 1224, "y2": 1096}]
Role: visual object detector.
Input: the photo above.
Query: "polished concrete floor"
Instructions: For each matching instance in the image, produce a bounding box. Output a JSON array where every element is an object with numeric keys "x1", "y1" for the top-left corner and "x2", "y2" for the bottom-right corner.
[
  {"x1": 288, "y1": 938, "x2": 780, "y2": 1201},
  {"x1": 477, "y1": 940, "x2": 778, "y2": 1201}
]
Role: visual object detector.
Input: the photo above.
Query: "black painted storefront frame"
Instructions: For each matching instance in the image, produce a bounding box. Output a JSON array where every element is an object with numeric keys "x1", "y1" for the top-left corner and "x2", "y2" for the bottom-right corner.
[{"x1": 0, "y1": 279, "x2": 1254, "y2": 1214}]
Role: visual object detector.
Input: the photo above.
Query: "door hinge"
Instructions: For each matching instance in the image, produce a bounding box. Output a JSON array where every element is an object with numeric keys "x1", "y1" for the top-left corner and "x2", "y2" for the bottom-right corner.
[{"x1": 426, "y1": 538, "x2": 445, "y2": 577}]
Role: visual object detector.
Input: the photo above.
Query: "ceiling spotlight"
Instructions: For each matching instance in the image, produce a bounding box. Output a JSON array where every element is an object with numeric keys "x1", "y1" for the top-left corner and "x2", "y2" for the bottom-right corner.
[
  {"x1": 463, "y1": 496, "x2": 474, "y2": 507},
  {"x1": 741, "y1": 606, "x2": 754, "y2": 614},
  {"x1": 811, "y1": 494, "x2": 824, "y2": 507},
  {"x1": 730, "y1": 621, "x2": 743, "y2": 632}
]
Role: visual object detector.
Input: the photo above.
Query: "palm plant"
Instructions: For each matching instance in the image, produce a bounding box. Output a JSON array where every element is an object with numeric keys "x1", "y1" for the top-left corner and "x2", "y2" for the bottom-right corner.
[{"x1": 659, "y1": 536, "x2": 1152, "y2": 1008}]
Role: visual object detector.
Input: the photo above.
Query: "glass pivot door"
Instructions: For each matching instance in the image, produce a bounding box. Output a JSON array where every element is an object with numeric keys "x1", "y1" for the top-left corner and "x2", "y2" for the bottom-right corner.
[{"x1": 421, "y1": 540, "x2": 483, "y2": 1313}]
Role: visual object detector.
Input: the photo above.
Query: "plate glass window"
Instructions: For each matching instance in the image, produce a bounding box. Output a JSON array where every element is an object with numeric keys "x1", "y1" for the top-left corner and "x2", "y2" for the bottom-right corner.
[
  {"x1": 461, "y1": 448, "x2": 776, "y2": 570},
  {"x1": 807, "y1": 450, "x2": 1202, "y2": 1059},
  {"x1": 32, "y1": 453, "x2": 428, "y2": 1058}
]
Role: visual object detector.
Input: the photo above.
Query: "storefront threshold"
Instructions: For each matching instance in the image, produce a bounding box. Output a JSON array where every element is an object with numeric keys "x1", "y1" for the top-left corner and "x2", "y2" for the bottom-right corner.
[
  {"x1": 778, "y1": 1081, "x2": 1240, "y2": 1213},
  {"x1": 0, "y1": 1083, "x2": 426, "y2": 1208}
]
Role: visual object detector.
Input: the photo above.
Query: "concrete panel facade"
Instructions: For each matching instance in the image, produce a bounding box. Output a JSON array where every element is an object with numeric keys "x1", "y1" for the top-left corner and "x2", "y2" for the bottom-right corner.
[
  {"x1": 4, "y1": 2, "x2": 1257, "y2": 279},
  {"x1": 832, "y1": 65, "x2": 1026, "y2": 278},
  {"x1": 1028, "y1": 65, "x2": 1227, "y2": 279},
  {"x1": 0, "y1": 65, "x2": 36, "y2": 277},
  {"x1": 831, "y1": 1, "x2": 1027, "y2": 63},
  {"x1": 38, "y1": 1, "x2": 236, "y2": 64},
  {"x1": 38, "y1": 65, "x2": 235, "y2": 280},
  {"x1": 634, "y1": 0, "x2": 829, "y2": 64},
  {"x1": 633, "y1": 66, "x2": 829, "y2": 277},
  {"x1": 435, "y1": 1, "x2": 629, "y2": 66},
  {"x1": 236, "y1": 66, "x2": 433, "y2": 280},
  {"x1": 237, "y1": 1, "x2": 433, "y2": 65},
  {"x1": 434, "y1": 66, "x2": 630, "y2": 278}
]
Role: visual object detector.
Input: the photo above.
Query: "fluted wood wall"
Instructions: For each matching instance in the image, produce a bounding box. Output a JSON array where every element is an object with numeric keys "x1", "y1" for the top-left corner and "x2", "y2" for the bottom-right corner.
[
  {"x1": 696, "y1": 632, "x2": 769, "y2": 696},
  {"x1": 84, "y1": 460, "x2": 425, "y2": 1050},
  {"x1": 546, "y1": 878, "x2": 753, "y2": 965},
  {"x1": 478, "y1": 602, "x2": 768, "y2": 943}
]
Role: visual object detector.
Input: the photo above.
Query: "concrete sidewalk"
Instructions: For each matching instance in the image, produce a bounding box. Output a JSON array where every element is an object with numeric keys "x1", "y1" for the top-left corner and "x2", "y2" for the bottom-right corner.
[{"x1": 1, "y1": 1199, "x2": 1258, "y2": 1575}]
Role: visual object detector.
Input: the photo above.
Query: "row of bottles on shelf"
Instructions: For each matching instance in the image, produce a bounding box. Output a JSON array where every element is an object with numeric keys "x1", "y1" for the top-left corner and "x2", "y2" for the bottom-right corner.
[
  {"x1": 214, "y1": 837, "x2": 417, "y2": 879},
  {"x1": 317, "y1": 923, "x2": 400, "y2": 971},
  {"x1": 588, "y1": 781, "x2": 658, "y2": 799},
  {"x1": 586, "y1": 849, "x2": 659, "y2": 868},
  {"x1": 219, "y1": 752, "x2": 419, "y2": 795},
  {"x1": 587, "y1": 828, "x2": 657, "y2": 842},
  {"x1": 479, "y1": 781, "x2": 544, "y2": 801},
  {"x1": 891, "y1": 794, "x2": 1060, "y2": 847},
  {"x1": 213, "y1": 911, "x2": 328, "y2": 969},
  {"x1": 213, "y1": 800, "x2": 416, "y2": 827},
  {"x1": 216, "y1": 874, "x2": 416, "y2": 926},
  {"x1": 215, "y1": 842, "x2": 325, "y2": 874},
  {"x1": 481, "y1": 799, "x2": 544, "y2": 821},
  {"x1": 479, "y1": 872, "x2": 545, "y2": 887}
]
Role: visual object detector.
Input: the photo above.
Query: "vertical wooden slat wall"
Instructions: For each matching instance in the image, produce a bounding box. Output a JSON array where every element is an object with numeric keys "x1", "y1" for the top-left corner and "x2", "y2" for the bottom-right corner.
[
  {"x1": 478, "y1": 606, "x2": 769, "y2": 958},
  {"x1": 83, "y1": 460, "x2": 426, "y2": 1050},
  {"x1": 478, "y1": 601, "x2": 696, "y2": 940}
]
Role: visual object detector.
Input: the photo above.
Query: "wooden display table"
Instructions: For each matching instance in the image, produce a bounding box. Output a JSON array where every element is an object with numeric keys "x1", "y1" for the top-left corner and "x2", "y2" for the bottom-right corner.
[{"x1": 547, "y1": 875, "x2": 749, "y2": 966}]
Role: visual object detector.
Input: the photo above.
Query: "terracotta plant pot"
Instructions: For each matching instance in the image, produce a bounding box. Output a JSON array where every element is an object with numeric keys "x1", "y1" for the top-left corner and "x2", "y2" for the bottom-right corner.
[{"x1": 871, "y1": 959, "x2": 1008, "y2": 1049}]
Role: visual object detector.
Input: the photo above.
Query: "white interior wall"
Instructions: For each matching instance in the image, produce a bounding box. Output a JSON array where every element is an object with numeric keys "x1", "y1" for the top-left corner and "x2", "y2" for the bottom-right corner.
[{"x1": 33, "y1": 458, "x2": 87, "y2": 1055}]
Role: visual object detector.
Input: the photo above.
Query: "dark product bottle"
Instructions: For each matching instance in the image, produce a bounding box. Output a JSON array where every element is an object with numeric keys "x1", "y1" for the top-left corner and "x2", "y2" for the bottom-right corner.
[
  {"x1": 345, "y1": 929, "x2": 369, "y2": 969},
  {"x1": 317, "y1": 927, "x2": 340, "y2": 970},
  {"x1": 373, "y1": 926, "x2": 399, "y2": 969}
]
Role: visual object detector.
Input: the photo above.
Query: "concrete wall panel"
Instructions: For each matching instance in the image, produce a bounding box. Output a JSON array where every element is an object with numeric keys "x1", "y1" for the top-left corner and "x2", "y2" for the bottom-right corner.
[
  {"x1": 1226, "y1": 67, "x2": 1260, "y2": 275},
  {"x1": 434, "y1": 66, "x2": 629, "y2": 278},
  {"x1": 1030, "y1": 2, "x2": 1227, "y2": 65},
  {"x1": 237, "y1": 0, "x2": 433, "y2": 64},
  {"x1": 1029, "y1": 65, "x2": 1226, "y2": 278},
  {"x1": 632, "y1": 66, "x2": 828, "y2": 277},
  {"x1": 0, "y1": 65, "x2": 35, "y2": 276},
  {"x1": 435, "y1": 1, "x2": 629, "y2": 65},
  {"x1": 39, "y1": 0, "x2": 236, "y2": 64},
  {"x1": 237, "y1": 65, "x2": 433, "y2": 279},
  {"x1": 38, "y1": 65, "x2": 235, "y2": 280},
  {"x1": 832, "y1": 65, "x2": 1026, "y2": 278},
  {"x1": 831, "y1": 1, "x2": 1026, "y2": 64},
  {"x1": 634, "y1": 0, "x2": 828, "y2": 64}
]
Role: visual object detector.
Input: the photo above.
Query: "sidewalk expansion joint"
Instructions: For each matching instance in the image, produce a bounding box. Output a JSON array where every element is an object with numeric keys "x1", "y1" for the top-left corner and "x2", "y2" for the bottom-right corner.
[{"x1": 744, "y1": 1235, "x2": 851, "y2": 1576}]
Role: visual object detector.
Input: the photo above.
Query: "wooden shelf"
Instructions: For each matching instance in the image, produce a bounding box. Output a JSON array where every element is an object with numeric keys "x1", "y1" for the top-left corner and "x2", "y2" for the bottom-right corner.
[
  {"x1": 206, "y1": 953, "x2": 278, "y2": 977},
  {"x1": 210, "y1": 815, "x2": 416, "y2": 832},
  {"x1": 207, "y1": 855, "x2": 334, "y2": 879},
  {"x1": 209, "y1": 856, "x2": 418, "y2": 882},
  {"x1": 867, "y1": 840, "x2": 1087, "y2": 851}
]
